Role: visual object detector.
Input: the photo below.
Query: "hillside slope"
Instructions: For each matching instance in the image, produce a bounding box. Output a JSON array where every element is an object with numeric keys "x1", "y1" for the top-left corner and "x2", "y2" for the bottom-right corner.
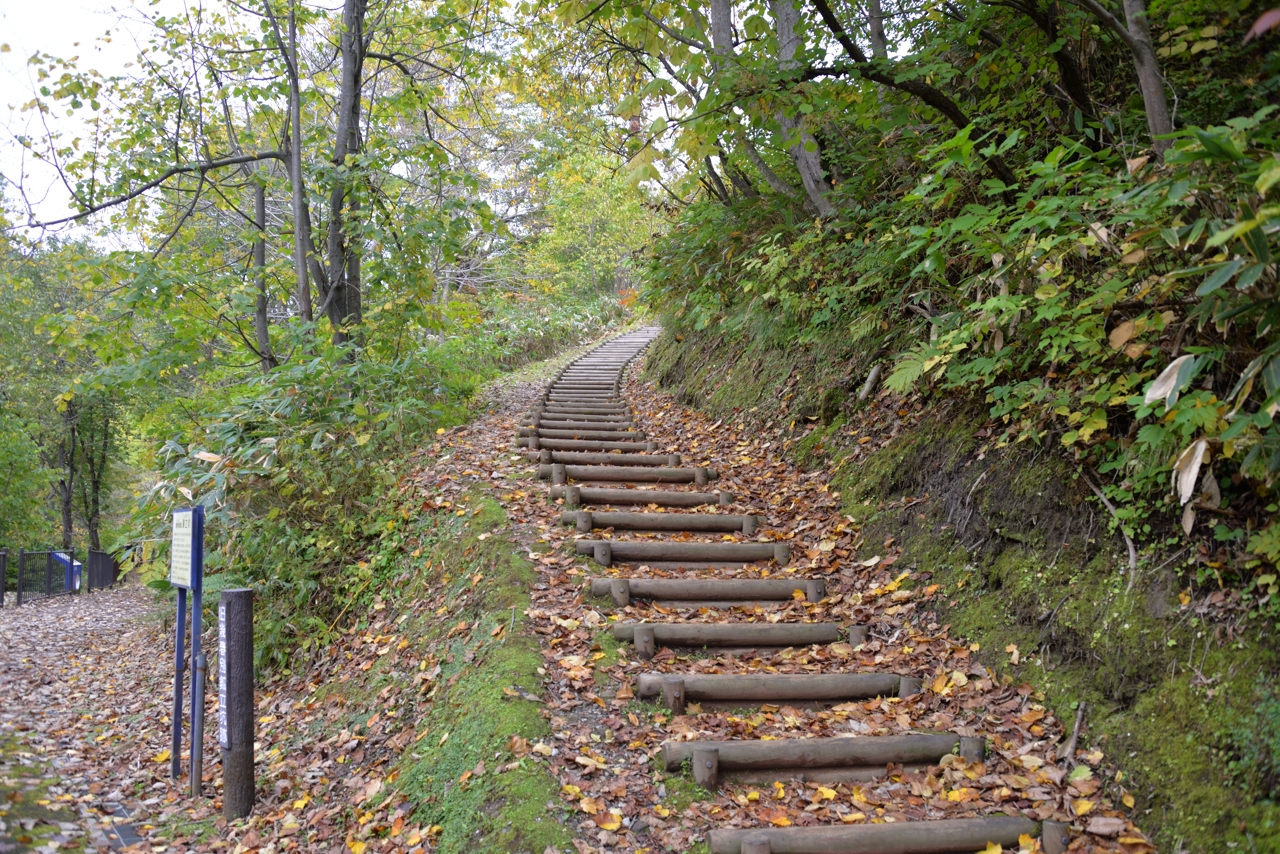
[{"x1": 644, "y1": 325, "x2": 1280, "y2": 852}]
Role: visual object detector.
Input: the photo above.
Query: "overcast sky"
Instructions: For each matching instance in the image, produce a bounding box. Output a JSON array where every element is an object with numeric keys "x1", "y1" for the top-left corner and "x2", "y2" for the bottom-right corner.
[{"x1": 0, "y1": 0, "x2": 168, "y2": 227}]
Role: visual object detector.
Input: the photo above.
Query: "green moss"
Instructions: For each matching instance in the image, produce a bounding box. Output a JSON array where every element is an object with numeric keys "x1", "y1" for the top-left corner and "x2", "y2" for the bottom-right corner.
[{"x1": 394, "y1": 496, "x2": 571, "y2": 854}]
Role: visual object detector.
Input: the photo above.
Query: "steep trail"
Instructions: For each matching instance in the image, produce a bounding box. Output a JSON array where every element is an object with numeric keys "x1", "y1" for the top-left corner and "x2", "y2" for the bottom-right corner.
[{"x1": 486, "y1": 328, "x2": 1150, "y2": 853}]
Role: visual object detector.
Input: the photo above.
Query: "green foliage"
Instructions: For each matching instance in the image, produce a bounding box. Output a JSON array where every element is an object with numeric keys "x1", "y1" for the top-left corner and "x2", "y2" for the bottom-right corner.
[{"x1": 0, "y1": 421, "x2": 51, "y2": 552}]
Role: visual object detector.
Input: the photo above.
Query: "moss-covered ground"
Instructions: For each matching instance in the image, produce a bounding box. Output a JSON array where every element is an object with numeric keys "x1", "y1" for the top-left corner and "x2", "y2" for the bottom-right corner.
[{"x1": 644, "y1": 321, "x2": 1280, "y2": 853}]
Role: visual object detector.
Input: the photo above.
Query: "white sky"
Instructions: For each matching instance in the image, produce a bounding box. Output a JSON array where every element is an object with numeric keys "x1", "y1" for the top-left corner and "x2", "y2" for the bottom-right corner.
[{"x1": 0, "y1": 0, "x2": 173, "y2": 228}]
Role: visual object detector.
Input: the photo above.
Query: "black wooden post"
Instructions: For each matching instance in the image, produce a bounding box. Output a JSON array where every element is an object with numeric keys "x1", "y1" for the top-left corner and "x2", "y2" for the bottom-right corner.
[
  {"x1": 219, "y1": 589, "x2": 254, "y2": 819},
  {"x1": 16, "y1": 549, "x2": 23, "y2": 606}
]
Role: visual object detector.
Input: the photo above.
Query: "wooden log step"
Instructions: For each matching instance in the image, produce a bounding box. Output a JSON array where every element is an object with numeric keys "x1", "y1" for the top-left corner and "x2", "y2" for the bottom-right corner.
[
  {"x1": 529, "y1": 412, "x2": 633, "y2": 422},
  {"x1": 589, "y1": 577, "x2": 821, "y2": 601},
  {"x1": 545, "y1": 396, "x2": 622, "y2": 404},
  {"x1": 707, "y1": 816, "x2": 1040, "y2": 854},
  {"x1": 551, "y1": 486, "x2": 731, "y2": 507},
  {"x1": 551, "y1": 384, "x2": 618, "y2": 391},
  {"x1": 661, "y1": 734, "x2": 958, "y2": 771},
  {"x1": 534, "y1": 452, "x2": 680, "y2": 467},
  {"x1": 538, "y1": 405, "x2": 631, "y2": 414},
  {"x1": 712, "y1": 765, "x2": 930, "y2": 785},
  {"x1": 520, "y1": 429, "x2": 645, "y2": 440},
  {"x1": 636, "y1": 672, "x2": 899, "y2": 703},
  {"x1": 561, "y1": 510, "x2": 751, "y2": 533},
  {"x1": 614, "y1": 622, "x2": 839, "y2": 647},
  {"x1": 539, "y1": 464, "x2": 715, "y2": 484},
  {"x1": 576, "y1": 540, "x2": 788, "y2": 566},
  {"x1": 519, "y1": 438, "x2": 656, "y2": 452},
  {"x1": 533, "y1": 418, "x2": 636, "y2": 429}
]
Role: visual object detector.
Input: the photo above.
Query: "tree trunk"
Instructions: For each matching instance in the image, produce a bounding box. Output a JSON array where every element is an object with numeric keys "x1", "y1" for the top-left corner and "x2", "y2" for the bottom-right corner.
[
  {"x1": 253, "y1": 182, "x2": 279, "y2": 373},
  {"x1": 57, "y1": 402, "x2": 77, "y2": 550},
  {"x1": 738, "y1": 133, "x2": 802, "y2": 199},
  {"x1": 772, "y1": 0, "x2": 837, "y2": 217},
  {"x1": 866, "y1": 0, "x2": 888, "y2": 58},
  {"x1": 285, "y1": 1, "x2": 313, "y2": 323},
  {"x1": 1123, "y1": 0, "x2": 1172, "y2": 152},
  {"x1": 325, "y1": 0, "x2": 368, "y2": 346}
]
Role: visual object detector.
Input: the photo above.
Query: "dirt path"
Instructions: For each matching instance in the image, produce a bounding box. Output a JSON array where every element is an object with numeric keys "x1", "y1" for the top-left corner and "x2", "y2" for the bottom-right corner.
[
  {"x1": 437, "y1": 330, "x2": 1153, "y2": 853},
  {"x1": 0, "y1": 585, "x2": 167, "y2": 852}
]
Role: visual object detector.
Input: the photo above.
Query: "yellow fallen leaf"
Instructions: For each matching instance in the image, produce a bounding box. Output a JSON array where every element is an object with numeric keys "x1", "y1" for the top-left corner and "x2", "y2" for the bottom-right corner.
[
  {"x1": 594, "y1": 810, "x2": 622, "y2": 831},
  {"x1": 1073, "y1": 798, "x2": 1095, "y2": 816},
  {"x1": 1122, "y1": 791, "x2": 1136, "y2": 808},
  {"x1": 436, "y1": 428, "x2": 445, "y2": 435},
  {"x1": 767, "y1": 813, "x2": 792, "y2": 827},
  {"x1": 746, "y1": 791, "x2": 760, "y2": 802},
  {"x1": 349, "y1": 842, "x2": 367, "y2": 854},
  {"x1": 840, "y1": 812, "x2": 866, "y2": 823},
  {"x1": 1178, "y1": 590, "x2": 1191, "y2": 606},
  {"x1": 152, "y1": 749, "x2": 171, "y2": 763},
  {"x1": 561, "y1": 784, "x2": 582, "y2": 798},
  {"x1": 293, "y1": 795, "x2": 310, "y2": 810},
  {"x1": 976, "y1": 842, "x2": 1002, "y2": 854},
  {"x1": 653, "y1": 805, "x2": 671, "y2": 817},
  {"x1": 579, "y1": 796, "x2": 604, "y2": 815},
  {"x1": 815, "y1": 786, "x2": 837, "y2": 801}
]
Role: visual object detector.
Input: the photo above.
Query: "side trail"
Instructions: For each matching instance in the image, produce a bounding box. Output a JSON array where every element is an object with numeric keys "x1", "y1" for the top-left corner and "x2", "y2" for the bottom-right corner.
[{"x1": 484, "y1": 328, "x2": 1148, "y2": 853}]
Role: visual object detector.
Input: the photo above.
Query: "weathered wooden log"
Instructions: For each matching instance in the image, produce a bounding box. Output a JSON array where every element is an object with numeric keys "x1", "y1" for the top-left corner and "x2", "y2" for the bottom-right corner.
[
  {"x1": 613, "y1": 622, "x2": 840, "y2": 647},
  {"x1": 539, "y1": 464, "x2": 712, "y2": 483},
  {"x1": 693, "y1": 746, "x2": 719, "y2": 789},
  {"x1": 849, "y1": 626, "x2": 869, "y2": 645},
  {"x1": 539, "y1": 404, "x2": 631, "y2": 414},
  {"x1": 663, "y1": 676, "x2": 686, "y2": 714},
  {"x1": 609, "y1": 578, "x2": 629, "y2": 606},
  {"x1": 576, "y1": 540, "x2": 788, "y2": 564},
  {"x1": 589, "y1": 577, "x2": 819, "y2": 600},
  {"x1": 536, "y1": 453, "x2": 680, "y2": 467},
  {"x1": 707, "y1": 817, "x2": 1041, "y2": 854},
  {"x1": 529, "y1": 413, "x2": 633, "y2": 424},
  {"x1": 960, "y1": 737, "x2": 986, "y2": 763},
  {"x1": 521, "y1": 429, "x2": 645, "y2": 440},
  {"x1": 636, "y1": 672, "x2": 899, "y2": 702},
  {"x1": 741, "y1": 835, "x2": 770, "y2": 854},
  {"x1": 520, "y1": 438, "x2": 654, "y2": 452},
  {"x1": 720, "y1": 765, "x2": 928, "y2": 785},
  {"x1": 551, "y1": 486, "x2": 730, "y2": 507},
  {"x1": 898, "y1": 677, "x2": 923, "y2": 698},
  {"x1": 1041, "y1": 820, "x2": 1069, "y2": 854},
  {"x1": 561, "y1": 510, "x2": 753, "y2": 533},
  {"x1": 546, "y1": 396, "x2": 621, "y2": 403},
  {"x1": 661, "y1": 734, "x2": 958, "y2": 771},
  {"x1": 533, "y1": 420, "x2": 637, "y2": 432},
  {"x1": 634, "y1": 625, "x2": 656, "y2": 659}
]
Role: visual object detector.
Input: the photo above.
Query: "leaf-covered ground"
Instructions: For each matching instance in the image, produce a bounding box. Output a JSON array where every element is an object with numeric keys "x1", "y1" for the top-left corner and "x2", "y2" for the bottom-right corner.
[{"x1": 0, "y1": 350, "x2": 1156, "y2": 853}]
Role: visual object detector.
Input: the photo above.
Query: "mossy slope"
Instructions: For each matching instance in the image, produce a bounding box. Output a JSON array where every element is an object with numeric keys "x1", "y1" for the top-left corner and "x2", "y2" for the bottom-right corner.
[{"x1": 644, "y1": 323, "x2": 1280, "y2": 853}]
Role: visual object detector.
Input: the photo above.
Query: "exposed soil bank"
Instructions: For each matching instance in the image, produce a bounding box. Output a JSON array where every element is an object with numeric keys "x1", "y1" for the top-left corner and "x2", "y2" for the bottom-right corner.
[{"x1": 644, "y1": 324, "x2": 1280, "y2": 853}]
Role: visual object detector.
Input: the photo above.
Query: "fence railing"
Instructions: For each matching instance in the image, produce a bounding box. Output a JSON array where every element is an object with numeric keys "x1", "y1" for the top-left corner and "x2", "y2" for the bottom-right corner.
[{"x1": 1, "y1": 548, "x2": 119, "y2": 607}]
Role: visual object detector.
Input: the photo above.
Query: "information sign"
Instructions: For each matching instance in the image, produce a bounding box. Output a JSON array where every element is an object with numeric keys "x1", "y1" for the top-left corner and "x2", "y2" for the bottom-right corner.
[{"x1": 170, "y1": 508, "x2": 199, "y2": 589}]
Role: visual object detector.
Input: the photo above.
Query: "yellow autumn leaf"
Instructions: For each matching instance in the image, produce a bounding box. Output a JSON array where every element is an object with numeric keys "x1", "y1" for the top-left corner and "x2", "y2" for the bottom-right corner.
[
  {"x1": 840, "y1": 812, "x2": 866, "y2": 823},
  {"x1": 1073, "y1": 798, "x2": 1095, "y2": 816},
  {"x1": 746, "y1": 791, "x2": 760, "y2": 802},
  {"x1": 816, "y1": 786, "x2": 837, "y2": 801},
  {"x1": 976, "y1": 842, "x2": 1002, "y2": 854},
  {"x1": 653, "y1": 805, "x2": 671, "y2": 817},
  {"x1": 596, "y1": 810, "x2": 622, "y2": 831},
  {"x1": 1122, "y1": 791, "x2": 1136, "y2": 808},
  {"x1": 152, "y1": 749, "x2": 171, "y2": 763},
  {"x1": 349, "y1": 842, "x2": 367, "y2": 854},
  {"x1": 293, "y1": 795, "x2": 310, "y2": 809},
  {"x1": 561, "y1": 784, "x2": 582, "y2": 798},
  {"x1": 436, "y1": 428, "x2": 445, "y2": 434}
]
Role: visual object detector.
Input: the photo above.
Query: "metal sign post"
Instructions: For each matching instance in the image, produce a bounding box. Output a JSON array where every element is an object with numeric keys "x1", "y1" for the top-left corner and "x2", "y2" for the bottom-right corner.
[{"x1": 168, "y1": 506, "x2": 204, "y2": 783}]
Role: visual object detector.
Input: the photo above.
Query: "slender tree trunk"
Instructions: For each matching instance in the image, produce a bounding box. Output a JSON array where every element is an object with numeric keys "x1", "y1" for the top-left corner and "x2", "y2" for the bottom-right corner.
[
  {"x1": 772, "y1": 0, "x2": 836, "y2": 217},
  {"x1": 325, "y1": 0, "x2": 368, "y2": 346},
  {"x1": 739, "y1": 133, "x2": 802, "y2": 198},
  {"x1": 286, "y1": 2, "x2": 313, "y2": 322},
  {"x1": 1072, "y1": 0, "x2": 1172, "y2": 152},
  {"x1": 866, "y1": 0, "x2": 888, "y2": 58},
  {"x1": 253, "y1": 182, "x2": 278, "y2": 372},
  {"x1": 1123, "y1": 0, "x2": 1172, "y2": 151},
  {"x1": 57, "y1": 402, "x2": 77, "y2": 550}
]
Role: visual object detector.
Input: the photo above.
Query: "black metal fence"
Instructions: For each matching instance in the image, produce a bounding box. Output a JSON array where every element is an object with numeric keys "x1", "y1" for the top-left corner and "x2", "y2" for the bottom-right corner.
[{"x1": 0, "y1": 548, "x2": 118, "y2": 607}]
